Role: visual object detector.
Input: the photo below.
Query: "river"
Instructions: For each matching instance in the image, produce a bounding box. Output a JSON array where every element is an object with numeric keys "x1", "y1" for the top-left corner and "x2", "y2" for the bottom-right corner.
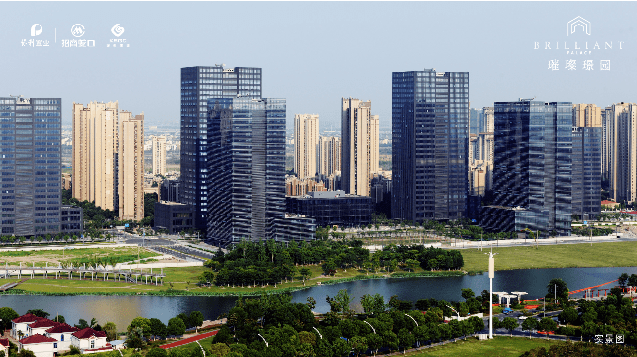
[{"x1": 2, "y1": 266, "x2": 635, "y2": 329}]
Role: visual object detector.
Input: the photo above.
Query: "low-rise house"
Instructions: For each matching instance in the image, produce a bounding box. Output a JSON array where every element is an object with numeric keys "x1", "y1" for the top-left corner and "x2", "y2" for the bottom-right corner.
[
  {"x1": 71, "y1": 328, "x2": 110, "y2": 354},
  {"x1": 12, "y1": 313, "x2": 44, "y2": 339},
  {"x1": 18, "y1": 334, "x2": 57, "y2": 357},
  {"x1": 28, "y1": 319, "x2": 60, "y2": 337},
  {"x1": 45, "y1": 323, "x2": 79, "y2": 351},
  {"x1": 0, "y1": 338, "x2": 9, "y2": 356}
]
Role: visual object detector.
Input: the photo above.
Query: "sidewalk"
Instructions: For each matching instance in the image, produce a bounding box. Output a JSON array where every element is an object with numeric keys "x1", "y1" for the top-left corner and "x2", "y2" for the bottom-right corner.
[{"x1": 159, "y1": 330, "x2": 218, "y2": 349}]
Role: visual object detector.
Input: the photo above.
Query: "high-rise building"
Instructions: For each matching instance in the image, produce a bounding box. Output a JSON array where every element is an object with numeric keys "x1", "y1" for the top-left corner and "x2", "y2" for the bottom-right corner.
[
  {"x1": 470, "y1": 108, "x2": 480, "y2": 135},
  {"x1": 318, "y1": 136, "x2": 341, "y2": 177},
  {"x1": 571, "y1": 126, "x2": 601, "y2": 220},
  {"x1": 481, "y1": 99, "x2": 572, "y2": 236},
  {"x1": 572, "y1": 103, "x2": 602, "y2": 127},
  {"x1": 294, "y1": 114, "x2": 319, "y2": 179},
  {"x1": 613, "y1": 103, "x2": 637, "y2": 203},
  {"x1": 392, "y1": 69, "x2": 469, "y2": 222},
  {"x1": 207, "y1": 97, "x2": 287, "y2": 244},
  {"x1": 72, "y1": 101, "x2": 119, "y2": 211},
  {"x1": 482, "y1": 106, "x2": 494, "y2": 133},
  {"x1": 118, "y1": 112, "x2": 144, "y2": 220},
  {"x1": 602, "y1": 107, "x2": 612, "y2": 180},
  {"x1": 0, "y1": 96, "x2": 62, "y2": 236},
  {"x1": 72, "y1": 102, "x2": 144, "y2": 220},
  {"x1": 341, "y1": 98, "x2": 379, "y2": 197},
  {"x1": 180, "y1": 65, "x2": 262, "y2": 230},
  {"x1": 152, "y1": 135, "x2": 167, "y2": 176}
]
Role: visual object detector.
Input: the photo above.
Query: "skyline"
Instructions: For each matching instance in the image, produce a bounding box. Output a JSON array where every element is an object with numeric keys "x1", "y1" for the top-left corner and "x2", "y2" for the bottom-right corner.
[{"x1": 2, "y1": 2, "x2": 636, "y2": 129}]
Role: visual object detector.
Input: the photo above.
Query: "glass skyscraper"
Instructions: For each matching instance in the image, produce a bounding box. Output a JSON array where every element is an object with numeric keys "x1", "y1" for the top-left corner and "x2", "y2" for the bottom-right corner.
[
  {"x1": 391, "y1": 69, "x2": 469, "y2": 222},
  {"x1": 180, "y1": 65, "x2": 262, "y2": 231},
  {"x1": 0, "y1": 96, "x2": 61, "y2": 236},
  {"x1": 206, "y1": 97, "x2": 286, "y2": 245},
  {"x1": 571, "y1": 126, "x2": 601, "y2": 220},
  {"x1": 481, "y1": 100, "x2": 572, "y2": 236}
]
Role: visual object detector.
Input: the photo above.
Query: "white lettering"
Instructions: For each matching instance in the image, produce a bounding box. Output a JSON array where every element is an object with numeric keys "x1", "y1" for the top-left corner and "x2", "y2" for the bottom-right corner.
[
  {"x1": 575, "y1": 42, "x2": 580, "y2": 50},
  {"x1": 545, "y1": 42, "x2": 551, "y2": 50},
  {"x1": 605, "y1": 42, "x2": 612, "y2": 49},
  {"x1": 620, "y1": 41, "x2": 624, "y2": 49},
  {"x1": 534, "y1": 42, "x2": 540, "y2": 49},
  {"x1": 594, "y1": 42, "x2": 601, "y2": 50}
]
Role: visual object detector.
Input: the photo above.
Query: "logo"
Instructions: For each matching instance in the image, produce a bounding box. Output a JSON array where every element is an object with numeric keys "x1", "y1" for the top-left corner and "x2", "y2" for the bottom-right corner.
[
  {"x1": 567, "y1": 16, "x2": 591, "y2": 36},
  {"x1": 111, "y1": 24, "x2": 125, "y2": 37},
  {"x1": 71, "y1": 24, "x2": 85, "y2": 38},
  {"x1": 30, "y1": 24, "x2": 42, "y2": 37}
]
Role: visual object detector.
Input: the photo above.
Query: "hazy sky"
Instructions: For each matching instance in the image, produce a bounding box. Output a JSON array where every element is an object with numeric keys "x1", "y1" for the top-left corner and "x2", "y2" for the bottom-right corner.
[{"x1": 2, "y1": 2, "x2": 636, "y2": 129}]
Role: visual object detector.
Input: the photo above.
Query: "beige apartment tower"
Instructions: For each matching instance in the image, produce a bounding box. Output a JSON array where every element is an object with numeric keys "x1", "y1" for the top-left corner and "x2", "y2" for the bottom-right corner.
[
  {"x1": 72, "y1": 102, "x2": 145, "y2": 220},
  {"x1": 318, "y1": 136, "x2": 341, "y2": 177},
  {"x1": 573, "y1": 103, "x2": 602, "y2": 127},
  {"x1": 119, "y1": 112, "x2": 145, "y2": 220},
  {"x1": 72, "y1": 101, "x2": 119, "y2": 211},
  {"x1": 294, "y1": 114, "x2": 319, "y2": 179},
  {"x1": 152, "y1": 135, "x2": 167, "y2": 176},
  {"x1": 341, "y1": 97, "x2": 379, "y2": 196}
]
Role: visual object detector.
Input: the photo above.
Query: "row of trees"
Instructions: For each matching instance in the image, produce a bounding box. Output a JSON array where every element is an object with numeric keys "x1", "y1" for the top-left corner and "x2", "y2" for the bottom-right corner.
[
  {"x1": 126, "y1": 311, "x2": 205, "y2": 348},
  {"x1": 200, "y1": 240, "x2": 465, "y2": 287},
  {"x1": 211, "y1": 291, "x2": 486, "y2": 357}
]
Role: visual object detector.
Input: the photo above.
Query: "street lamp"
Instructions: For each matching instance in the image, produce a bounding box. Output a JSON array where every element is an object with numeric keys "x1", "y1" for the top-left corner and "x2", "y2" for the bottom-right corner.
[{"x1": 486, "y1": 247, "x2": 498, "y2": 339}]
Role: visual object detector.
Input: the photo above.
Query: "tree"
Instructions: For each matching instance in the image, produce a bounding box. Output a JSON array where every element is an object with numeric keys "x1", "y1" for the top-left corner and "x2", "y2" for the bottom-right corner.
[
  {"x1": 538, "y1": 317, "x2": 557, "y2": 338},
  {"x1": 17, "y1": 349, "x2": 35, "y2": 357},
  {"x1": 75, "y1": 319, "x2": 89, "y2": 329},
  {"x1": 127, "y1": 317, "x2": 152, "y2": 339},
  {"x1": 628, "y1": 274, "x2": 637, "y2": 288},
  {"x1": 547, "y1": 278, "x2": 569, "y2": 303},
  {"x1": 0, "y1": 307, "x2": 19, "y2": 331},
  {"x1": 167, "y1": 317, "x2": 186, "y2": 336},
  {"x1": 521, "y1": 318, "x2": 538, "y2": 338},
  {"x1": 26, "y1": 309, "x2": 50, "y2": 319},
  {"x1": 618, "y1": 273, "x2": 629, "y2": 287},
  {"x1": 146, "y1": 348, "x2": 167, "y2": 357},
  {"x1": 149, "y1": 318, "x2": 167, "y2": 340},
  {"x1": 52, "y1": 315, "x2": 65, "y2": 324},
  {"x1": 461, "y1": 288, "x2": 475, "y2": 301},
  {"x1": 502, "y1": 317, "x2": 518, "y2": 337},
  {"x1": 558, "y1": 307, "x2": 578, "y2": 326},
  {"x1": 333, "y1": 289, "x2": 353, "y2": 317},
  {"x1": 360, "y1": 293, "x2": 385, "y2": 316},
  {"x1": 189, "y1": 311, "x2": 204, "y2": 332},
  {"x1": 103, "y1": 322, "x2": 118, "y2": 342},
  {"x1": 299, "y1": 267, "x2": 312, "y2": 286},
  {"x1": 209, "y1": 343, "x2": 231, "y2": 357},
  {"x1": 126, "y1": 327, "x2": 146, "y2": 349}
]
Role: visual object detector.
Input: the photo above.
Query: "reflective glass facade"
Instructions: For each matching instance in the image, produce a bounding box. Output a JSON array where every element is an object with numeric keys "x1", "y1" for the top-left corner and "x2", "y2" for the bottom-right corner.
[
  {"x1": 206, "y1": 97, "x2": 286, "y2": 245},
  {"x1": 571, "y1": 127, "x2": 602, "y2": 220},
  {"x1": 482, "y1": 100, "x2": 572, "y2": 236},
  {"x1": 391, "y1": 69, "x2": 469, "y2": 222},
  {"x1": 0, "y1": 97, "x2": 61, "y2": 236},
  {"x1": 180, "y1": 66, "x2": 262, "y2": 230}
]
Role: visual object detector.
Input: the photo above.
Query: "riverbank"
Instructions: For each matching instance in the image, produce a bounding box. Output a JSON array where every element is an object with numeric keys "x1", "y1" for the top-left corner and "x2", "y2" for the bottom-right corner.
[
  {"x1": 461, "y1": 241, "x2": 637, "y2": 272},
  {"x1": 2, "y1": 241, "x2": 636, "y2": 296}
]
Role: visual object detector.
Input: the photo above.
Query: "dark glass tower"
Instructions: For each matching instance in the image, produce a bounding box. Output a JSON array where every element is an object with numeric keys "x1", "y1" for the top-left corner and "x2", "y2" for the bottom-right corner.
[
  {"x1": 391, "y1": 69, "x2": 469, "y2": 222},
  {"x1": 571, "y1": 126, "x2": 601, "y2": 220},
  {"x1": 207, "y1": 97, "x2": 286, "y2": 245},
  {"x1": 481, "y1": 100, "x2": 572, "y2": 236},
  {"x1": 0, "y1": 96, "x2": 61, "y2": 236},
  {"x1": 180, "y1": 65, "x2": 261, "y2": 231}
]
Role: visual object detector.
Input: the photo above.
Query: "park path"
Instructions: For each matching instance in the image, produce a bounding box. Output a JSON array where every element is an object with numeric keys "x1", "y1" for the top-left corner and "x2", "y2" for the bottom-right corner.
[{"x1": 159, "y1": 330, "x2": 218, "y2": 349}]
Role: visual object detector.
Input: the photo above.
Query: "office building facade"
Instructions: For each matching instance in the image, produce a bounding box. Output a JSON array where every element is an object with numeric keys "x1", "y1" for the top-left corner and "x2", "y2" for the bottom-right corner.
[
  {"x1": 0, "y1": 96, "x2": 61, "y2": 236},
  {"x1": 481, "y1": 100, "x2": 572, "y2": 236},
  {"x1": 180, "y1": 65, "x2": 262, "y2": 230},
  {"x1": 571, "y1": 127, "x2": 602, "y2": 220},
  {"x1": 391, "y1": 69, "x2": 469, "y2": 222},
  {"x1": 572, "y1": 103, "x2": 602, "y2": 128},
  {"x1": 207, "y1": 97, "x2": 289, "y2": 244},
  {"x1": 285, "y1": 190, "x2": 373, "y2": 228},
  {"x1": 152, "y1": 135, "x2": 167, "y2": 176},
  {"x1": 341, "y1": 98, "x2": 379, "y2": 197},
  {"x1": 294, "y1": 114, "x2": 319, "y2": 179}
]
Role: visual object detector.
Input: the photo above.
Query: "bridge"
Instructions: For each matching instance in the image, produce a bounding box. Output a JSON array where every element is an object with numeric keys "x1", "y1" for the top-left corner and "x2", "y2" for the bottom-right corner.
[{"x1": 0, "y1": 262, "x2": 166, "y2": 286}]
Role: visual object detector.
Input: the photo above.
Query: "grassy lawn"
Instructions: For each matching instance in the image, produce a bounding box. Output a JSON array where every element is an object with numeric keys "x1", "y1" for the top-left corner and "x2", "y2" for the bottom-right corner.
[
  {"x1": 405, "y1": 336, "x2": 560, "y2": 357},
  {"x1": 462, "y1": 241, "x2": 637, "y2": 272},
  {"x1": 0, "y1": 246, "x2": 160, "y2": 267}
]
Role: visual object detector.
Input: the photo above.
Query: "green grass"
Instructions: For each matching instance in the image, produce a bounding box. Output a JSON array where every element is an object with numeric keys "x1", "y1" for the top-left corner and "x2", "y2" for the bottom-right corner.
[
  {"x1": 404, "y1": 336, "x2": 560, "y2": 357},
  {"x1": 0, "y1": 246, "x2": 160, "y2": 267},
  {"x1": 462, "y1": 241, "x2": 637, "y2": 272}
]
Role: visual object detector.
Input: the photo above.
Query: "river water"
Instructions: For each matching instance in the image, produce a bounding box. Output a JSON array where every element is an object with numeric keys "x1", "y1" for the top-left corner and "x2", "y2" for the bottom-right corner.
[{"x1": 3, "y1": 266, "x2": 635, "y2": 329}]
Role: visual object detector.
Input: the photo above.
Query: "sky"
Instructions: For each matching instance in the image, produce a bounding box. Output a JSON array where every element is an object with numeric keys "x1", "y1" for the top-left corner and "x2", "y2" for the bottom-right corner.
[{"x1": 1, "y1": 1, "x2": 636, "y2": 130}]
